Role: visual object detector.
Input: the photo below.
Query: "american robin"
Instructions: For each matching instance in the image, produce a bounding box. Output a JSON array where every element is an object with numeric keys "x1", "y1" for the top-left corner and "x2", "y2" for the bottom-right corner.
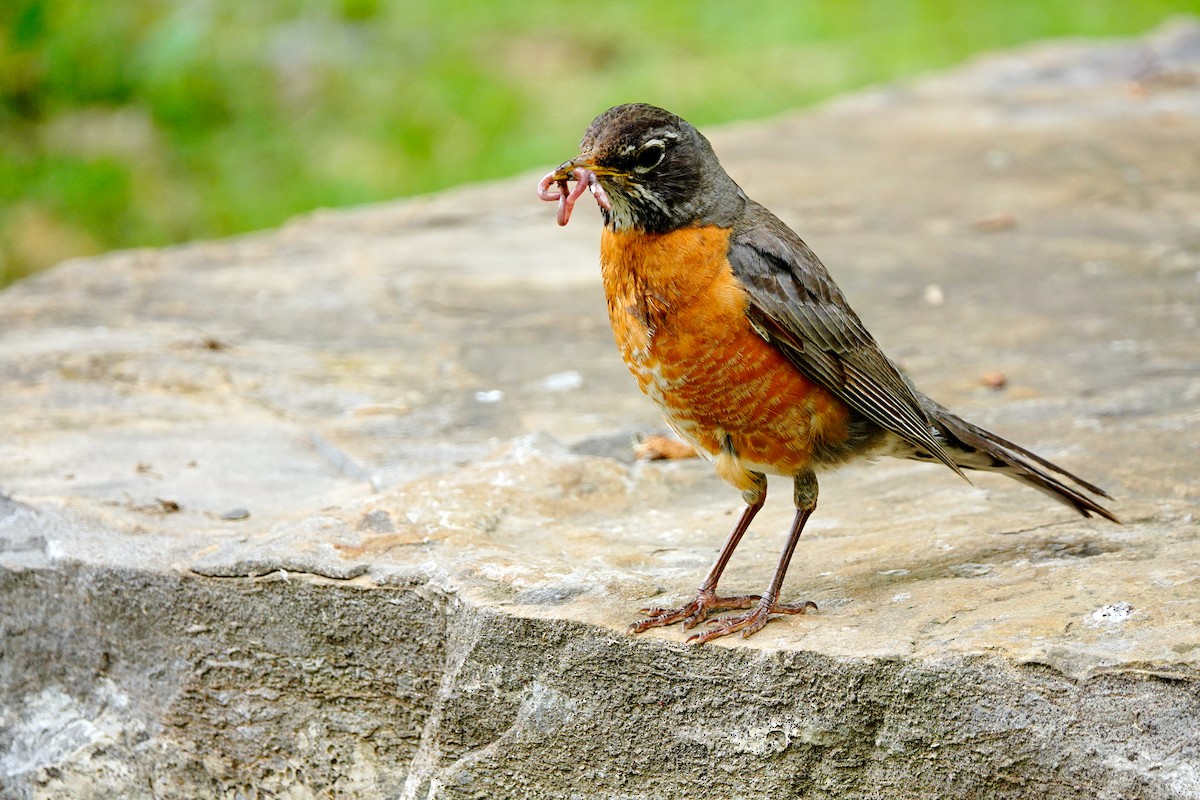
[{"x1": 537, "y1": 103, "x2": 1117, "y2": 645}]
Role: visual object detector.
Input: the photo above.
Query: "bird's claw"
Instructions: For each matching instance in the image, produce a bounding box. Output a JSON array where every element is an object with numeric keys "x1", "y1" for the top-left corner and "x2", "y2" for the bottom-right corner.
[
  {"x1": 626, "y1": 589, "x2": 764, "y2": 635},
  {"x1": 686, "y1": 599, "x2": 818, "y2": 645}
]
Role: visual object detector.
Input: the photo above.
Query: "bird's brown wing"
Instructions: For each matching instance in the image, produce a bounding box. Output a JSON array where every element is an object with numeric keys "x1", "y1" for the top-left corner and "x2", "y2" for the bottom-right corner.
[{"x1": 728, "y1": 203, "x2": 963, "y2": 476}]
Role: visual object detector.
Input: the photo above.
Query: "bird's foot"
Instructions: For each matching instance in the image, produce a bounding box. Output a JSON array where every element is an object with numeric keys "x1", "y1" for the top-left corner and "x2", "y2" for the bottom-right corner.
[
  {"x1": 626, "y1": 589, "x2": 761, "y2": 634},
  {"x1": 686, "y1": 597, "x2": 818, "y2": 645}
]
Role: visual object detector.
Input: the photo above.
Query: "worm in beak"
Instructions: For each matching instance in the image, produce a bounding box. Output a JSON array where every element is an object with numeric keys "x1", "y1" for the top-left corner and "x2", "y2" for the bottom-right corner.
[{"x1": 537, "y1": 164, "x2": 611, "y2": 226}]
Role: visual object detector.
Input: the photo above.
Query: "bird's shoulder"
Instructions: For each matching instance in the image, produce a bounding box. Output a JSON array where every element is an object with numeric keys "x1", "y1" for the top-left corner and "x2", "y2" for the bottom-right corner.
[{"x1": 726, "y1": 201, "x2": 871, "y2": 352}]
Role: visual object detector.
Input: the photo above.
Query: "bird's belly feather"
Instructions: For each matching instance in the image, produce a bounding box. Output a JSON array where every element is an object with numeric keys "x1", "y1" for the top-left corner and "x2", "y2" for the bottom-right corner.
[{"x1": 600, "y1": 225, "x2": 851, "y2": 483}]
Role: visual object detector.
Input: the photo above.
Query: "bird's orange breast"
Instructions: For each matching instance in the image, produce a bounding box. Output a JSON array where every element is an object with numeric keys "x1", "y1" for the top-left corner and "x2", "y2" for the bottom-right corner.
[{"x1": 600, "y1": 225, "x2": 851, "y2": 489}]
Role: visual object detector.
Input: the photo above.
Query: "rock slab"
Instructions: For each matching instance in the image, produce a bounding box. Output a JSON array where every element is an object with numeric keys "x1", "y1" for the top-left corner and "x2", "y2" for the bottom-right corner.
[{"x1": 3, "y1": 21, "x2": 1200, "y2": 800}]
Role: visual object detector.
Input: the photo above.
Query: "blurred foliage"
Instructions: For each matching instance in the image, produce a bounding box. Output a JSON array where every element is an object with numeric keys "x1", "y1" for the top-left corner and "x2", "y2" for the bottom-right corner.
[{"x1": 2, "y1": 0, "x2": 1198, "y2": 285}]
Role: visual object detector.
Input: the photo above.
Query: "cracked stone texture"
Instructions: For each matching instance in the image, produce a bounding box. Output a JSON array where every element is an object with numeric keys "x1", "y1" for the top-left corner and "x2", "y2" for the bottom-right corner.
[{"x1": 3, "y1": 20, "x2": 1200, "y2": 800}]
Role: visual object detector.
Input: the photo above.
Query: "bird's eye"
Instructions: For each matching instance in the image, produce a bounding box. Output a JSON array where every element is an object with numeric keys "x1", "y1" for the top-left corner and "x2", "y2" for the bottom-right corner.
[{"x1": 634, "y1": 142, "x2": 666, "y2": 171}]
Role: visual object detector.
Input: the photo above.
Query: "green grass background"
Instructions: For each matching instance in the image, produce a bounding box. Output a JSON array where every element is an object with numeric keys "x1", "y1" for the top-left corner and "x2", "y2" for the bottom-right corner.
[{"x1": 2, "y1": 0, "x2": 1197, "y2": 286}]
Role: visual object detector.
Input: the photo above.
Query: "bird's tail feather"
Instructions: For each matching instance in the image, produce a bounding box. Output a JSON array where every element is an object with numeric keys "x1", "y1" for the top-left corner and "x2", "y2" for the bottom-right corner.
[{"x1": 915, "y1": 395, "x2": 1119, "y2": 523}]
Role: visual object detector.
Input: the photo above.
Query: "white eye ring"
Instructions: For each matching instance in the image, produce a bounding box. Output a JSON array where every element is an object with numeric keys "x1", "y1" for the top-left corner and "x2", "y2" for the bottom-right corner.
[{"x1": 634, "y1": 140, "x2": 666, "y2": 172}]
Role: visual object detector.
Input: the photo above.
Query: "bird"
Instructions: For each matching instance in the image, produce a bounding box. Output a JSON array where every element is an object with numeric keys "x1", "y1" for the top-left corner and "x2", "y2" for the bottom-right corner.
[{"x1": 536, "y1": 103, "x2": 1117, "y2": 645}]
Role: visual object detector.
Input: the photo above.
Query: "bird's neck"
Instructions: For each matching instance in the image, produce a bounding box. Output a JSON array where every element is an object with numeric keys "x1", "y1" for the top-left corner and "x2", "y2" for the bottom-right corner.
[{"x1": 600, "y1": 168, "x2": 748, "y2": 234}]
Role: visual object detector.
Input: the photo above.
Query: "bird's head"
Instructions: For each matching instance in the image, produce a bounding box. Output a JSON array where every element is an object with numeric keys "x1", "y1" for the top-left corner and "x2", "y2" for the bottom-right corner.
[{"x1": 546, "y1": 103, "x2": 744, "y2": 233}]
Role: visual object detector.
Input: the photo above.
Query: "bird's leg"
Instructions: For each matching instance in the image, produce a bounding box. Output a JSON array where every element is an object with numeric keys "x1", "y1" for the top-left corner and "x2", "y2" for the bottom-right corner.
[
  {"x1": 687, "y1": 470, "x2": 820, "y2": 645},
  {"x1": 627, "y1": 473, "x2": 768, "y2": 634}
]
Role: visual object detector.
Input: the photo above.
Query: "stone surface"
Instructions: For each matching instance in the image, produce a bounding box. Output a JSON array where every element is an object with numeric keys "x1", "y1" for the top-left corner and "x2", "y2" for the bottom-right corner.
[{"x1": 3, "y1": 20, "x2": 1200, "y2": 800}]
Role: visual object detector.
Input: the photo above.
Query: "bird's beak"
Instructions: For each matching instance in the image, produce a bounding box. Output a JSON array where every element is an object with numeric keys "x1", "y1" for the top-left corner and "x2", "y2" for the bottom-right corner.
[{"x1": 551, "y1": 153, "x2": 606, "y2": 182}]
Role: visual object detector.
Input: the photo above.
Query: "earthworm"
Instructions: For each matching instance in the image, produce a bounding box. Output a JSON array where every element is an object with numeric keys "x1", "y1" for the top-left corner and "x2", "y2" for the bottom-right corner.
[{"x1": 537, "y1": 167, "x2": 611, "y2": 226}]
